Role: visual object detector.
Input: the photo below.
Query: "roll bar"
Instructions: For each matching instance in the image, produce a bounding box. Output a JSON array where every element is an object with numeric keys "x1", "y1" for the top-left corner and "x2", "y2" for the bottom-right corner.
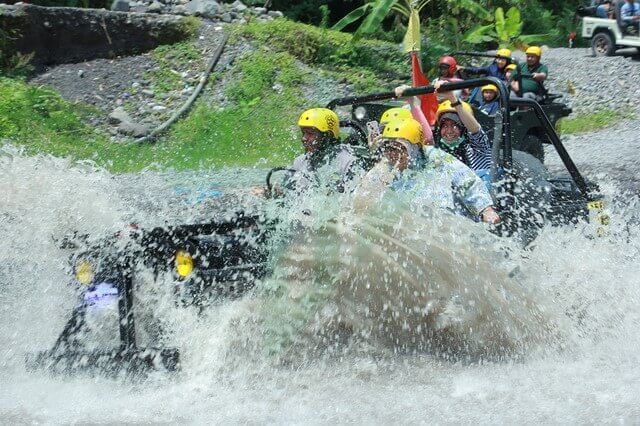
[
  {"x1": 509, "y1": 98, "x2": 590, "y2": 196},
  {"x1": 326, "y1": 77, "x2": 592, "y2": 199},
  {"x1": 326, "y1": 77, "x2": 513, "y2": 170}
]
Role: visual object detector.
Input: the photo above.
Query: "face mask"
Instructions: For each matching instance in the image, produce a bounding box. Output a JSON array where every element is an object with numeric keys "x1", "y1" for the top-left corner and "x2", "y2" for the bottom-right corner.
[{"x1": 439, "y1": 136, "x2": 465, "y2": 151}]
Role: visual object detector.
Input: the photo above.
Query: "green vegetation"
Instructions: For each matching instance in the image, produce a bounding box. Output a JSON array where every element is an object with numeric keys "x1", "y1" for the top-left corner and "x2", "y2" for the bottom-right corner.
[
  {"x1": 464, "y1": 6, "x2": 546, "y2": 49},
  {"x1": 0, "y1": 20, "x2": 408, "y2": 172},
  {"x1": 0, "y1": 44, "x2": 312, "y2": 172},
  {"x1": 147, "y1": 40, "x2": 202, "y2": 95},
  {"x1": 557, "y1": 109, "x2": 636, "y2": 135},
  {"x1": 232, "y1": 19, "x2": 406, "y2": 83},
  {"x1": 0, "y1": 76, "x2": 301, "y2": 172}
]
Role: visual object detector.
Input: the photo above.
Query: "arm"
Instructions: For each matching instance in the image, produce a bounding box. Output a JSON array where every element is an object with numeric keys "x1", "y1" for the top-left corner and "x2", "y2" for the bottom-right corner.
[
  {"x1": 409, "y1": 96, "x2": 434, "y2": 145},
  {"x1": 394, "y1": 85, "x2": 434, "y2": 145},
  {"x1": 434, "y1": 80, "x2": 481, "y2": 134},
  {"x1": 467, "y1": 128, "x2": 492, "y2": 159},
  {"x1": 532, "y1": 64, "x2": 548, "y2": 82},
  {"x1": 459, "y1": 64, "x2": 491, "y2": 76},
  {"x1": 441, "y1": 151, "x2": 500, "y2": 223}
]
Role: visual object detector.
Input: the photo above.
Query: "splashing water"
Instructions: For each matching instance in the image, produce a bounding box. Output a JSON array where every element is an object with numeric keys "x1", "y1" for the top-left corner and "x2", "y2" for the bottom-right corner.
[{"x1": 1, "y1": 139, "x2": 640, "y2": 422}]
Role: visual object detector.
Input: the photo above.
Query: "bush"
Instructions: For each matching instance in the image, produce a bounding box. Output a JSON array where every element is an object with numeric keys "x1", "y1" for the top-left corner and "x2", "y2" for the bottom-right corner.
[{"x1": 232, "y1": 19, "x2": 407, "y2": 78}]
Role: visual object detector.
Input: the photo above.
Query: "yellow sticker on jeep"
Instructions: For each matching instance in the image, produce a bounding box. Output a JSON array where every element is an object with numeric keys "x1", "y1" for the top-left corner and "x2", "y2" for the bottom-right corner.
[{"x1": 588, "y1": 200, "x2": 604, "y2": 210}]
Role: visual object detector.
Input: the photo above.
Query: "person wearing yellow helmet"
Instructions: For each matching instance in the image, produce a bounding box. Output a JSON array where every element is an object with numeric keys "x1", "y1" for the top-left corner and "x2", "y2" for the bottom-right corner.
[
  {"x1": 365, "y1": 106, "x2": 414, "y2": 153},
  {"x1": 509, "y1": 46, "x2": 548, "y2": 101},
  {"x1": 282, "y1": 107, "x2": 367, "y2": 195},
  {"x1": 478, "y1": 84, "x2": 500, "y2": 116},
  {"x1": 376, "y1": 117, "x2": 426, "y2": 172},
  {"x1": 364, "y1": 117, "x2": 499, "y2": 224},
  {"x1": 457, "y1": 48, "x2": 513, "y2": 82}
]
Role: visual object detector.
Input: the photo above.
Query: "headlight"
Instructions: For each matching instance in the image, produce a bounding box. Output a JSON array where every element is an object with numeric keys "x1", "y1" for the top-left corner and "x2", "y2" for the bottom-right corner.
[
  {"x1": 75, "y1": 260, "x2": 94, "y2": 285},
  {"x1": 354, "y1": 106, "x2": 367, "y2": 121},
  {"x1": 175, "y1": 250, "x2": 194, "y2": 279}
]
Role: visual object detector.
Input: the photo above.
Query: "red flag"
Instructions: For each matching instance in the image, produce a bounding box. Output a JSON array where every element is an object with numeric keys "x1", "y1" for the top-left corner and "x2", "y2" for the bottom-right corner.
[{"x1": 411, "y1": 51, "x2": 438, "y2": 126}]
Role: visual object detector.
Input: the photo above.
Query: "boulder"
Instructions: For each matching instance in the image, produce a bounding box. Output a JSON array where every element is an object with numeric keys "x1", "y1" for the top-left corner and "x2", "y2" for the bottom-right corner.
[
  {"x1": 0, "y1": 4, "x2": 195, "y2": 70},
  {"x1": 231, "y1": 0, "x2": 247, "y2": 12},
  {"x1": 184, "y1": 0, "x2": 219, "y2": 18},
  {"x1": 147, "y1": 1, "x2": 164, "y2": 13},
  {"x1": 117, "y1": 121, "x2": 151, "y2": 137},
  {"x1": 108, "y1": 107, "x2": 133, "y2": 125},
  {"x1": 110, "y1": 0, "x2": 130, "y2": 12}
]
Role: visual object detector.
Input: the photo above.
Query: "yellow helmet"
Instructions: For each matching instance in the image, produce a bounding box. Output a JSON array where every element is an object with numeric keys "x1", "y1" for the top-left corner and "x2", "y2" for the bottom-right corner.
[
  {"x1": 436, "y1": 100, "x2": 473, "y2": 121},
  {"x1": 381, "y1": 118, "x2": 424, "y2": 146},
  {"x1": 481, "y1": 84, "x2": 499, "y2": 94},
  {"x1": 380, "y1": 107, "x2": 412, "y2": 125},
  {"x1": 297, "y1": 108, "x2": 339, "y2": 138},
  {"x1": 496, "y1": 48, "x2": 512, "y2": 58},
  {"x1": 506, "y1": 63, "x2": 517, "y2": 71},
  {"x1": 525, "y1": 46, "x2": 542, "y2": 57}
]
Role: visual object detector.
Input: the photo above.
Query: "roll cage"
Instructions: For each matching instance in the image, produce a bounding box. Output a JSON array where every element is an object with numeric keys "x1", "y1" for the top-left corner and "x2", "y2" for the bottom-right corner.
[{"x1": 326, "y1": 77, "x2": 594, "y2": 202}]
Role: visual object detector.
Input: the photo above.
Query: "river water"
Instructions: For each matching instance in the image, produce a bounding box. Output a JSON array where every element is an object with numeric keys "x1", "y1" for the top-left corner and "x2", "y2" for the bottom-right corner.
[{"x1": 1, "y1": 119, "x2": 639, "y2": 423}]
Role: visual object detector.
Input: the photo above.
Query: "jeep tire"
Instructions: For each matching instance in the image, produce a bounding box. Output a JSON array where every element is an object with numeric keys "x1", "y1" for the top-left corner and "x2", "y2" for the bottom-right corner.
[{"x1": 591, "y1": 32, "x2": 615, "y2": 57}]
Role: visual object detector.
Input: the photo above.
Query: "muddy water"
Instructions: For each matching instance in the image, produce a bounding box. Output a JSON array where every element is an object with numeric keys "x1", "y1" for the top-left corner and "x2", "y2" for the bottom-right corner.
[{"x1": 1, "y1": 131, "x2": 639, "y2": 423}]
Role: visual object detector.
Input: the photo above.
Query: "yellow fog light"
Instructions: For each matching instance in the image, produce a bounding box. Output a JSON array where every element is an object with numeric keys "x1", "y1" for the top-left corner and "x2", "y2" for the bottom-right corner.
[
  {"x1": 75, "y1": 260, "x2": 94, "y2": 285},
  {"x1": 175, "y1": 250, "x2": 194, "y2": 278}
]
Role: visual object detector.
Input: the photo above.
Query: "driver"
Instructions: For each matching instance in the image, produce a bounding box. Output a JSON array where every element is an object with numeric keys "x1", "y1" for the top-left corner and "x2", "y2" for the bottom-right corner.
[
  {"x1": 356, "y1": 117, "x2": 500, "y2": 224},
  {"x1": 509, "y1": 46, "x2": 548, "y2": 102},
  {"x1": 285, "y1": 107, "x2": 365, "y2": 194}
]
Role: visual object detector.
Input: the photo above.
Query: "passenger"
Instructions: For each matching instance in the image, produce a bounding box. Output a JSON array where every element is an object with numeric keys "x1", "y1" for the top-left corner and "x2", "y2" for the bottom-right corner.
[
  {"x1": 509, "y1": 46, "x2": 548, "y2": 102},
  {"x1": 357, "y1": 117, "x2": 500, "y2": 224},
  {"x1": 432, "y1": 81, "x2": 493, "y2": 189},
  {"x1": 458, "y1": 48, "x2": 512, "y2": 82},
  {"x1": 384, "y1": 93, "x2": 435, "y2": 147},
  {"x1": 370, "y1": 107, "x2": 413, "y2": 151},
  {"x1": 620, "y1": 0, "x2": 640, "y2": 28},
  {"x1": 595, "y1": 0, "x2": 612, "y2": 18},
  {"x1": 283, "y1": 108, "x2": 364, "y2": 194},
  {"x1": 433, "y1": 56, "x2": 470, "y2": 101},
  {"x1": 477, "y1": 84, "x2": 500, "y2": 116}
]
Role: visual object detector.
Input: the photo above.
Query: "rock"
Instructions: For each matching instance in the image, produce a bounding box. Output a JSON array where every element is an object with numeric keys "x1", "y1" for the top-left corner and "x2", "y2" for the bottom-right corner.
[
  {"x1": 221, "y1": 12, "x2": 232, "y2": 22},
  {"x1": 132, "y1": 81, "x2": 140, "y2": 89},
  {"x1": 173, "y1": 5, "x2": 186, "y2": 14},
  {"x1": 231, "y1": 0, "x2": 247, "y2": 12},
  {"x1": 117, "y1": 121, "x2": 151, "y2": 137},
  {"x1": 111, "y1": 0, "x2": 130, "y2": 12},
  {"x1": 152, "y1": 105, "x2": 167, "y2": 111},
  {"x1": 142, "y1": 89, "x2": 155, "y2": 97},
  {"x1": 253, "y1": 6, "x2": 266, "y2": 14},
  {"x1": 130, "y1": 4, "x2": 148, "y2": 13},
  {"x1": 77, "y1": 69, "x2": 85, "y2": 78},
  {"x1": 147, "y1": 1, "x2": 163, "y2": 13},
  {"x1": 108, "y1": 107, "x2": 132, "y2": 125},
  {"x1": 267, "y1": 10, "x2": 283, "y2": 18},
  {"x1": 184, "y1": 0, "x2": 219, "y2": 18}
]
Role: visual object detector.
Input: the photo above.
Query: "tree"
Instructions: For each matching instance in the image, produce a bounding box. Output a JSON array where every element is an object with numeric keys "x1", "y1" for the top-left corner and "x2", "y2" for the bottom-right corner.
[
  {"x1": 463, "y1": 6, "x2": 546, "y2": 49},
  {"x1": 331, "y1": 0, "x2": 433, "y2": 41}
]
